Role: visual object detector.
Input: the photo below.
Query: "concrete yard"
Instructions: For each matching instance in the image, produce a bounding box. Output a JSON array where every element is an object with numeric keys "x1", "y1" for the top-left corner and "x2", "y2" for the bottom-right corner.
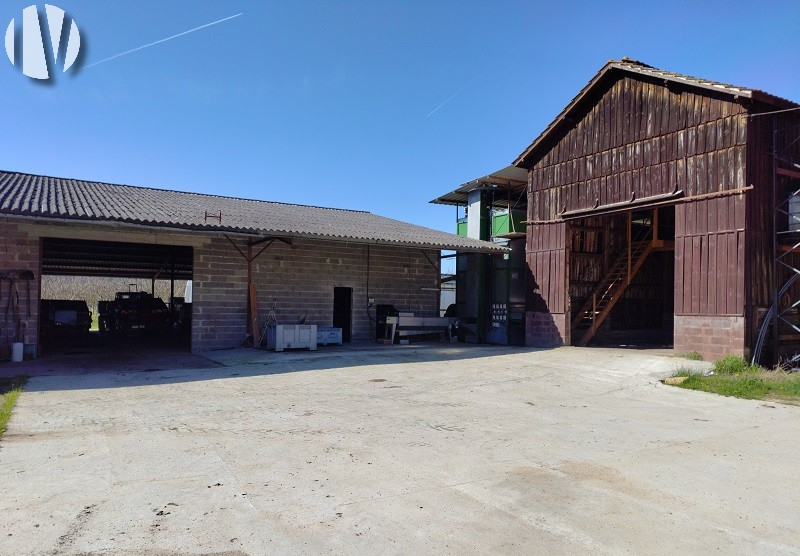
[{"x1": 0, "y1": 345, "x2": 798, "y2": 555}]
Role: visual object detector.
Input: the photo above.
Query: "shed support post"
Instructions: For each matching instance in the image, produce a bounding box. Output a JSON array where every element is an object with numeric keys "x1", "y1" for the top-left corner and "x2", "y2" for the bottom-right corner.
[
  {"x1": 246, "y1": 242, "x2": 253, "y2": 336},
  {"x1": 225, "y1": 235, "x2": 291, "y2": 344},
  {"x1": 627, "y1": 212, "x2": 632, "y2": 281},
  {"x1": 653, "y1": 208, "x2": 659, "y2": 242},
  {"x1": 602, "y1": 218, "x2": 610, "y2": 275},
  {"x1": 170, "y1": 261, "x2": 175, "y2": 306}
]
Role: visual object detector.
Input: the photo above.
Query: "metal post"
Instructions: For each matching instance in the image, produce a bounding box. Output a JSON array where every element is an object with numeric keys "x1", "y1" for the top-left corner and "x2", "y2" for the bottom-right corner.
[
  {"x1": 247, "y1": 241, "x2": 253, "y2": 336},
  {"x1": 170, "y1": 256, "x2": 175, "y2": 305},
  {"x1": 627, "y1": 212, "x2": 632, "y2": 281},
  {"x1": 772, "y1": 116, "x2": 779, "y2": 363}
]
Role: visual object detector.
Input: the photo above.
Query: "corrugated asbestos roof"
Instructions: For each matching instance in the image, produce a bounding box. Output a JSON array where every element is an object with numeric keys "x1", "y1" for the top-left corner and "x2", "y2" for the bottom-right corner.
[
  {"x1": 430, "y1": 166, "x2": 528, "y2": 207},
  {"x1": 515, "y1": 58, "x2": 800, "y2": 167},
  {"x1": 0, "y1": 170, "x2": 507, "y2": 253}
]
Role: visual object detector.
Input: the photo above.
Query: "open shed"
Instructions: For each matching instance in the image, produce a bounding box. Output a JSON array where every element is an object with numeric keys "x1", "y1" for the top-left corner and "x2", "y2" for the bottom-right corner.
[{"x1": 0, "y1": 170, "x2": 504, "y2": 358}]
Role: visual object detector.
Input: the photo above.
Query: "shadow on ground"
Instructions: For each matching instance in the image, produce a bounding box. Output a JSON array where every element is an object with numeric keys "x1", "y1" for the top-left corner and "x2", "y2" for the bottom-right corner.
[{"x1": 2, "y1": 342, "x2": 565, "y2": 392}]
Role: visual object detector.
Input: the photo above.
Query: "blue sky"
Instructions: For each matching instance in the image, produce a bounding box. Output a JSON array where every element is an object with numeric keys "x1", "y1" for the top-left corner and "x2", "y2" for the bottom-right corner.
[{"x1": 2, "y1": 1, "x2": 799, "y2": 234}]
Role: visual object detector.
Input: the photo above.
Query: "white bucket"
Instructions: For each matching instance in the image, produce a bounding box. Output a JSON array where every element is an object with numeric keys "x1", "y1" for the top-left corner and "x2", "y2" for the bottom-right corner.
[{"x1": 11, "y1": 342, "x2": 24, "y2": 363}]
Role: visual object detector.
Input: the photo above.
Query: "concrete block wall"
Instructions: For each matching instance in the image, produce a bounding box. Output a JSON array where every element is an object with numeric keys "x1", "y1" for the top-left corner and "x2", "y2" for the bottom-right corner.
[
  {"x1": 0, "y1": 220, "x2": 40, "y2": 352},
  {"x1": 192, "y1": 236, "x2": 440, "y2": 352},
  {"x1": 191, "y1": 236, "x2": 250, "y2": 350},
  {"x1": 525, "y1": 311, "x2": 567, "y2": 348},
  {"x1": 674, "y1": 315, "x2": 746, "y2": 361}
]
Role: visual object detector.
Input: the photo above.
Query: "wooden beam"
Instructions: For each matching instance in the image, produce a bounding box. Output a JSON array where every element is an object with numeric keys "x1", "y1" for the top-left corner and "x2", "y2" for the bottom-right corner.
[
  {"x1": 225, "y1": 235, "x2": 247, "y2": 259},
  {"x1": 652, "y1": 240, "x2": 675, "y2": 251},
  {"x1": 249, "y1": 283, "x2": 260, "y2": 344},
  {"x1": 571, "y1": 252, "x2": 604, "y2": 259},
  {"x1": 777, "y1": 167, "x2": 800, "y2": 180},
  {"x1": 653, "y1": 207, "x2": 659, "y2": 242},
  {"x1": 627, "y1": 212, "x2": 632, "y2": 281}
]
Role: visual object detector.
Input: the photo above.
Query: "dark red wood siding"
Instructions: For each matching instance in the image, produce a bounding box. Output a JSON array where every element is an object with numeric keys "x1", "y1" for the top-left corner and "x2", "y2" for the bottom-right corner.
[
  {"x1": 528, "y1": 76, "x2": 749, "y2": 222},
  {"x1": 526, "y1": 222, "x2": 566, "y2": 313},
  {"x1": 674, "y1": 195, "x2": 745, "y2": 316}
]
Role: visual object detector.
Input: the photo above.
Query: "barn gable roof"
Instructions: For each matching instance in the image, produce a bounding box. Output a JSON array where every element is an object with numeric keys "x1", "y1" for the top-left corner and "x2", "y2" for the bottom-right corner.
[
  {"x1": 514, "y1": 58, "x2": 799, "y2": 168},
  {"x1": 0, "y1": 170, "x2": 507, "y2": 253}
]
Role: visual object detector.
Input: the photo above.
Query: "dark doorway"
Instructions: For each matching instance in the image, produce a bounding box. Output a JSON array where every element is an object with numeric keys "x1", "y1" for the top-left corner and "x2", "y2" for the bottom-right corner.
[
  {"x1": 39, "y1": 237, "x2": 194, "y2": 354},
  {"x1": 333, "y1": 287, "x2": 353, "y2": 342}
]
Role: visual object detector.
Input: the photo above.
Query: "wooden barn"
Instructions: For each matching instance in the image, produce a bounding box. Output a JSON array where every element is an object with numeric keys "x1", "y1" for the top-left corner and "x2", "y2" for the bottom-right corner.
[{"x1": 516, "y1": 58, "x2": 800, "y2": 362}]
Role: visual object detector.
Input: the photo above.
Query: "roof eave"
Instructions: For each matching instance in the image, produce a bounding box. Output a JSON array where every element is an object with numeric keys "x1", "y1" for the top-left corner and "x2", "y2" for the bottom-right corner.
[
  {"x1": 513, "y1": 60, "x2": 618, "y2": 168},
  {"x1": 0, "y1": 211, "x2": 508, "y2": 254}
]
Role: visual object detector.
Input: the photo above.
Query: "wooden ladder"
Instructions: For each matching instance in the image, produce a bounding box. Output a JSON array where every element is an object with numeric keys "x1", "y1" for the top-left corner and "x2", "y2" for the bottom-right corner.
[{"x1": 571, "y1": 238, "x2": 654, "y2": 347}]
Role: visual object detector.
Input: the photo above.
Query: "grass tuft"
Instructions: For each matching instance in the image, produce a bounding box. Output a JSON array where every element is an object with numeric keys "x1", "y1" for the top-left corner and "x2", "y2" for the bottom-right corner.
[
  {"x1": 667, "y1": 356, "x2": 800, "y2": 404},
  {"x1": 0, "y1": 376, "x2": 28, "y2": 439},
  {"x1": 714, "y1": 355, "x2": 761, "y2": 375},
  {"x1": 682, "y1": 351, "x2": 704, "y2": 361}
]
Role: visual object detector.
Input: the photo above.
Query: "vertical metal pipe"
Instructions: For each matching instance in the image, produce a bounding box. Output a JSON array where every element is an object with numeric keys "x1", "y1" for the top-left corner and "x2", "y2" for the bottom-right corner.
[
  {"x1": 772, "y1": 116, "x2": 779, "y2": 364},
  {"x1": 170, "y1": 256, "x2": 175, "y2": 306}
]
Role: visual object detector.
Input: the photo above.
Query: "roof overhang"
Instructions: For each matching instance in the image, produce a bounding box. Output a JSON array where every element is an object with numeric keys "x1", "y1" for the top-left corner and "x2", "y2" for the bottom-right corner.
[
  {"x1": 431, "y1": 166, "x2": 528, "y2": 207},
  {"x1": 1, "y1": 212, "x2": 508, "y2": 255}
]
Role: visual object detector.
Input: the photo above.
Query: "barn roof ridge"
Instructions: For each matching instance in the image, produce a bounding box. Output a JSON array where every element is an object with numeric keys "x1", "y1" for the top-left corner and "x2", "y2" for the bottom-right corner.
[{"x1": 514, "y1": 58, "x2": 799, "y2": 167}]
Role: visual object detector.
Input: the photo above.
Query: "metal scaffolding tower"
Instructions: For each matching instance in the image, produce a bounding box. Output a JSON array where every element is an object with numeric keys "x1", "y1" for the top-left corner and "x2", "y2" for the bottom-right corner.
[{"x1": 753, "y1": 116, "x2": 800, "y2": 366}]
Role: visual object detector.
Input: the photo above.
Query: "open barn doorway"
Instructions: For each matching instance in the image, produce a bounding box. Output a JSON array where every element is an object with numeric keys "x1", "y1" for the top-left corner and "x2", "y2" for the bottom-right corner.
[
  {"x1": 569, "y1": 206, "x2": 675, "y2": 348},
  {"x1": 39, "y1": 237, "x2": 193, "y2": 357}
]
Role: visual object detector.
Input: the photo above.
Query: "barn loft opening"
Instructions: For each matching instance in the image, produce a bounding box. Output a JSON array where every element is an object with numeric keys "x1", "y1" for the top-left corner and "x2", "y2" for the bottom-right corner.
[{"x1": 569, "y1": 206, "x2": 675, "y2": 348}]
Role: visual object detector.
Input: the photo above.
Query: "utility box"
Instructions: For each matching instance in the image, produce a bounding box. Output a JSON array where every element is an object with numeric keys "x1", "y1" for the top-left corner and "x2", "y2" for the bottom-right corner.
[
  {"x1": 266, "y1": 324, "x2": 317, "y2": 352},
  {"x1": 790, "y1": 193, "x2": 800, "y2": 232},
  {"x1": 317, "y1": 327, "x2": 343, "y2": 346}
]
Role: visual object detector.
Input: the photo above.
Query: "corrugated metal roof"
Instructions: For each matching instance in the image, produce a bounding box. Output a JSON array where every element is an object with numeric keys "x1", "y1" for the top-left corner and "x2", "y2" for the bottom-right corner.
[
  {"x1": 515, "y1": 58, "x2": 800, "y2": 167},
  {"x1": 431, "y1": 166, "x2": 528, "y2": 206},
  {"x1": 0, "y1": 170, "x2": 508, "y2": 253}
]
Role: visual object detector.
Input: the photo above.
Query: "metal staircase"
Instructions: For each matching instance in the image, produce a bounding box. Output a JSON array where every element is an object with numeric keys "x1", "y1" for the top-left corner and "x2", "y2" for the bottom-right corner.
[{"x1": 571, "y1": 226, "x2": 654, "y2": 347}]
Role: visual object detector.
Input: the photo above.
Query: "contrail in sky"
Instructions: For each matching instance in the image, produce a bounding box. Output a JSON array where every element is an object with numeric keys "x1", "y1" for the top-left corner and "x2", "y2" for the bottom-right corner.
[
  {"x1": 426, "y1": 55, "x2": 518, "y2": 117},
  {"x1": 426, "y1": 73, "x2": 483, "y2": 117},
  {"x1": 84, "y1": 12, "x2": 244, "y2": 69}
]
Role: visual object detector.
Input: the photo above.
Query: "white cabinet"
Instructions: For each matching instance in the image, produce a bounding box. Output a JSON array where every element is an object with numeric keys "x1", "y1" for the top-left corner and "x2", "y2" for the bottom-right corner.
[{"x1": 266, "y1": 324, "x2": 317, "y2": 352}]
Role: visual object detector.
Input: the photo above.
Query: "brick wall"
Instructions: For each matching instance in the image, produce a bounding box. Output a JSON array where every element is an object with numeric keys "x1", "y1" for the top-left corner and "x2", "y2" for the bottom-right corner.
[
  {"x1": 0, "y1": 221, "x2": 40, "y2": 351},
  {"x1": 674, "y1": 315, "x2": 746, "y2": 361},
  {"x1": 525, "y1": 311, "x2": 566, "y2": 347},
  {"x1": 192, "y1": 236, "x2": 440, "y2": 352}
]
